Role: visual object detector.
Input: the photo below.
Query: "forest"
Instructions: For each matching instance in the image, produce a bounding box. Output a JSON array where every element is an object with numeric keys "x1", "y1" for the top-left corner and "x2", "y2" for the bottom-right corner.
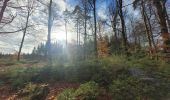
[{"x1": 0, "y1": 0, "x2": 170, "y2": 99}]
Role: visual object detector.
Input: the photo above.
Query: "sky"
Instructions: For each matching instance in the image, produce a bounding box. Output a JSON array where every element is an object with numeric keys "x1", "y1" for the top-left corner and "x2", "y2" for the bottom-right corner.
[
  {"x1": 0, "y1": 0, "x2": 82, "y2": 54},
  {"x1": 0, "y1": 0, "x2": 169, "y2": 54}
]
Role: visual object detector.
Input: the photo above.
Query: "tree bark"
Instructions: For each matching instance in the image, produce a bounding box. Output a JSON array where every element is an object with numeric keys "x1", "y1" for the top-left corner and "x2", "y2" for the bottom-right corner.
[
  {"x1": 117, "y1": 0, "x2": 128, "y2": 53},
  {"x1": 153, "y1": 0, "x2": 170, "y2": 52},
  {"x1": 84, "y1": 1, "x2": 87, "y2": 59},
  {"x1": 0, "y1": 0, "x2": 10, "y2": 23},
  {"x1": 141, "y1": 1, "x2": 153, "y2": 56},
  {"x1": 93, "y1": 0, "x2": 98, "y2": 57},
  {"x1": 17, "y1": 11, "x2": 30, "y2": 61},
  {"x1": 46, "y1": 0, "x2": 52, "y2": 62},
  {"x1": 145, "y1": 6, "x2": 157, "y2": 52}
]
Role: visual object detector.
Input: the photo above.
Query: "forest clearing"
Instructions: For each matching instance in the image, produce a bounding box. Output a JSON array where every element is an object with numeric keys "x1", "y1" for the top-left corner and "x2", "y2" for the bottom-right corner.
[{"x1": 0, "y1": 0, "x2": 170, "y2": 100}]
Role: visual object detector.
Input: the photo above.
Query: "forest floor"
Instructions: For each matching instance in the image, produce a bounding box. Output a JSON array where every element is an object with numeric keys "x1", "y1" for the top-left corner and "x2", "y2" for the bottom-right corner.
[
  {"x1": 0, "y1": 81, "x2": 79, "y2": 100},
  {"x1": 0, "y1": 59, "x2": 78, "y2": 100},
  {"x1": 0, "y1": 57, "x2": 169, "y2": 100}
]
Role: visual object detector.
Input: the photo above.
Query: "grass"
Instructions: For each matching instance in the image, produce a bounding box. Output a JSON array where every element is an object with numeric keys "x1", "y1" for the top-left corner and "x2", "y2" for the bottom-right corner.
[{"x1": 0, "y1": 55, "x2": 170, "y2": 99}]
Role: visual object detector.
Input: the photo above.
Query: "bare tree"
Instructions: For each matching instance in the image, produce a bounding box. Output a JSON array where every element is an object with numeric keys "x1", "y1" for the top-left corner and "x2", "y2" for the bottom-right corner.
[
  {"x1": 108, "y1": 0, "x2": 119, "y2": 51},
  {"x1": 153, "y1": 0, "x2": 170, "y2": 52},
  {"x1": 0, "y1": 0, "x2": 10, "y2": 23},
  {"x1": 17, "y1": 0, "x2": 35, "y2": 61},
  {"x1": 117, "y1": 0, "x2": 128, "y2": 53},
  {"x1": 134, "y1": 0, "x2": 170, "y2": 53}
]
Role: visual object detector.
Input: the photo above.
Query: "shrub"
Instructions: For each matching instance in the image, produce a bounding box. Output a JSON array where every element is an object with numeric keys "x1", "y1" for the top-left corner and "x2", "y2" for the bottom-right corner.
[
  {"x1": 10, "y1": 67, "x2": 40, "y2": 90},
  {"x1": 57, "y1": 81, "x2": 99, "y2": 100},
  {"x1": 109, "y1": 77, "x2": 140, "y2": 100},
  {"x1": 57, "y1": 88, "x2": 76, "y2": 100},
  {"x1": 64, "y1": 58, "x2": 128, "y2": 86},
  {"x1": 18, "y1": 83, "x2": 49, "y2": 100},
  {"x1": 92, "y1": 67, "x2": 113, "y2": 87},
  {"x1": 74, "y1": 81, "x2": 99, "y2": 100},
  {"x1": 109, "y1": 77, "x2": 170, "y2": 100},
  {"x1": 64, "y1": 66, "x2": 79, "y2": 82}
]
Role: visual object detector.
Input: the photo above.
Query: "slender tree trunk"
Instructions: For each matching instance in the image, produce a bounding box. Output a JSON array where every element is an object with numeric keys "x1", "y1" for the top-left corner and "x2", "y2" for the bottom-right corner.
[
  {"x1": 0, "y1": 0, "x2": 10, "y2": 23},
  {"x1": 145, "y1": 8, "x2": 157, "y2": 52},
  {"x1": 165, "y1": 9, "x2": 170, "y2": 32},
  {"x1": 84, "y1": 1, "x2": 87, "y2": 59},
  {"x1": 77, "y1": 19, "x2": 79, "y2": 45},
  {"x1": 163, "y1": 1, "x2": 170, "y2": 33},
  {"x1": 117, "y1": 0, "x2": 128, "y2": 53},
  {"x1": 141, "y1": 1, "x2": 153, "y2": 57},
  {"x1": 130, "y1": 20, "x2": 138, "y2": 50},
  {"x1": 17, "y1": 12, "x2": 30, "y2": 61},
  {"x1": 78, "y1": 22, "x2": 81, "y2": 45},
  {"x1": 78, "y1": 20, "x2": 81, "y2": 45},
  {"x1": 47, "y1": 0, "x2": 52, "y2": 62},
  {"x1": 65, "y1": 19, "x2": 68, "y2": 46},
  {"x1": 111, "y1": 6, "x2": 119, "y2": 51},
  {"x1": 93, "y1": 0, "x2": 98, "y2": 57}
]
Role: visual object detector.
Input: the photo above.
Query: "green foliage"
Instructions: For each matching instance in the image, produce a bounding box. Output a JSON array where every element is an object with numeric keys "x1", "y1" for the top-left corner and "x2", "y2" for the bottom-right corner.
[
  {"x1": 91, "y1": 67, "x2": 113, "y2": 87},
  {"x1": 10, "y1": 67, "x2": 40, "y2": 90},
  {"x1": 0, "y1": 54, "x2": 170, "y2": 99},
  {"x1": 57, "y1": 88, "x2": 76, "y2": 100},
  {"x1": 74, "y1": 81, "x2": 99, "y2": 100},
  {"x1": 18, "y1": 83, "x2": 49, "y2": 100},
  {"x1": 57, "y1": 81, "x2": 99, "y2": 100},
  {"x1": 65, "y1": 58, "x2": 125, "y2": 86},
  {"x1": 109, "y1": 77, "x2": 140, "y2": 100},
  {"x1": 109, "y1": 77, "x2": 170, "y2": 100}
]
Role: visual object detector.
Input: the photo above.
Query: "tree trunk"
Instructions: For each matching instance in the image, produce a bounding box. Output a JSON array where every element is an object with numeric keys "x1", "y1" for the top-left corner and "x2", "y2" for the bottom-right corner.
[
  {"x1": 84, "y1": 1, "x2": 87, "y2": 59},
  {"x1": 0, "y1": 0, "x2": 10, "y2": 23},
  {"x1": 17, "y1": 12, "x2": 30, "y2": 61},
  {"x1": 141, "y1": 1, "x2": 153, "y2": 57},
  {"x1": 93, "y1": 0, "x2": 98, "y2": 57},
  {"x1": 46, "y1": 0, "x2": 52, "y2": 62},
  {"x1": 153, "y1": 0, "x2": 170, "y2": 52},
  {"x1": 77, "y1": 19, "x2": 79, "y2": 45},
  {"x1": 65, "y1": 20, "x2": 68, "y2": 46},
  {"x1": 117, "y1": 0, "x2": 128, "y2": 53},
  {"x1": 165, "y1": 8, "x2": 170, "y2": 32},
  {"x1": 111, "y1": 5, "x2": 119, "y2": 51},
  {"x1": 145, "y1": 7, "x2": 157, "y2": 54},
  {"x1": 163, "y1": 1, "x2": 170, "y2": 33}
]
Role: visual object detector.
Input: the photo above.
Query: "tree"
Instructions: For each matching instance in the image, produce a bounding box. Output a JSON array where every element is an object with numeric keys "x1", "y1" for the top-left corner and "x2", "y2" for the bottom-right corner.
[
  {"x1": 82, "y1": 0, "x2": 88, "y2": 55},
  {"x1": 97, "y1": 35, "x2": 110, "y2": 57},
  {"x1": 72, "y1": 5, "x2": 83, "y2": 46},
  {"x1": 0, "y1": 0, "x2": 10, "y2": 23},
  {"x1": 108, "y1": 0, "x2": 119, "y2": 52},
  {"x1": 0, "y1": 0, "x2": 28, "y2": 34},
  {"x1": 63, "y1": 9, "x2": 69, "y2": 46},
  {"x1": 17, "y1": 0, "x2": 35, "y2": 61},
  {"x1": 135, "y1": 0, "x2": 153, "y2": 57},
  {"x1": 153, "y1": 0, "x2": 170, "y2": 52},
  {"x1": 133, "y1": 0, "x2": 170, "y2": 53},
  {"x1": 116, "y1": 0, "x2": 128, "y2": 53},
  {"x1": 88, "y1": 0, "x2": 98, "y2": 57},
  {"x1": 46, "y1": 0, "x2": 52, "y2": 62},
  {"x1": 78, "y1": 0, "x2": 91, "y2": 58}
]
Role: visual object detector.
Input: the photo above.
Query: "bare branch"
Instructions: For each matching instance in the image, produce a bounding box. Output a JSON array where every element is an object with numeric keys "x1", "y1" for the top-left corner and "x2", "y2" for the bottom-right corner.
[{"x1": 0, "y1": 25, "x2": 33, "y2": 34}]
